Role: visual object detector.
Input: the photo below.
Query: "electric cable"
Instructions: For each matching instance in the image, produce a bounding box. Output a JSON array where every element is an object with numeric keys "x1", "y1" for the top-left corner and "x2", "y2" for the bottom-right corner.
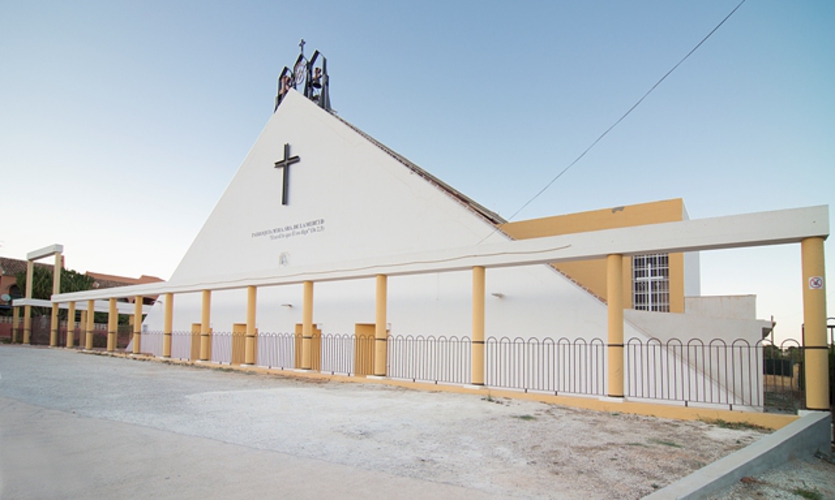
[{"x1": 504, "y1": 0, "x2": 747, "y2": 223}]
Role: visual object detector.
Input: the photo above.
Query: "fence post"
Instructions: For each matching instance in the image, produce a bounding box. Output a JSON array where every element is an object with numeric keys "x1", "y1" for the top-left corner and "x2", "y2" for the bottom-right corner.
[
  {"x1": 245, "y1": 286, "x2": 257, "y2": 365},
  {"x1": 66, "y1": 301, "x2": 76, "y2": 348},
  {"x1": 23, "y1": 259, "x2": 33, "y2": 345},
  {"x1": 79, "y1": 310, "x2": 86, "y2": 347},
  {"x1": 374, "y1": 275, "x2": 388, "y2": 376},
  {"x1": 132, "y1": 296, "x2": 143, "y2": 355},
  {"x1": 163, "y1": 293, "x2": 173, "y2": 358},
  {"x1": 472, "y1": 266, "x2": 485, "y2": 386},
  {"x1": 301, "y1": 281, "x2": 314, "y2": 370},
  {"x1": 801, "y1": 237, "x2": 829, "y2": 411},
  {"x1": 12, "y1": 306, "x2": 19, "y2": 343},
  {"x1": 49, "y1": 252, "x2": 62, "y2": 347},
  {"x1": 107, "y1": 298, "x2": 117, "y2": 352},
  {"x1": 199, "y1": 290, "x2": 212, "y2": 361},
  {"x1": 85, "y1": 300, "x2": 95, "y2": 349},
  {"x1": 607, "y1": 254, "x2": 625, "y2": 398}
]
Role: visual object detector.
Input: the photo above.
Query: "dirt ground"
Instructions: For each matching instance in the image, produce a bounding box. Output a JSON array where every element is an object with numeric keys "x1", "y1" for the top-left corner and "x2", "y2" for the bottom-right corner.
[
  {"x1": 0, "y1": 346, "x2": 778, "y2": 499},
  {"x1": 709, "y1": 454, "x2": 835, "y2": 500}
]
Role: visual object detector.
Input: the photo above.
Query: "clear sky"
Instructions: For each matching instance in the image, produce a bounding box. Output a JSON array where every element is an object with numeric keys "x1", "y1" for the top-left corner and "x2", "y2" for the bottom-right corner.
[{"x1": 1, "y1": 1, "x2": 832, "y2": 343}]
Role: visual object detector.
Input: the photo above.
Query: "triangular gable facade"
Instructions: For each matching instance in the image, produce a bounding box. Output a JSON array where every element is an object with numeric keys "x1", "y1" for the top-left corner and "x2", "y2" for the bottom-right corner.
[
  {"x1": 170, "y1": 90, "x2": 504, "y2": 281},
  {"x1": 143, "y1": 90, "x2": 636, "y2": 342}
]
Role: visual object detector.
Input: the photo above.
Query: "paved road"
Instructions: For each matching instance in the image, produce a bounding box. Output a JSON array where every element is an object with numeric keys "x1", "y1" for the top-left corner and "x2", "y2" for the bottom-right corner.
[
  {"x1": 0, "y1": 346, "x2": 787, "y2": 500},
  {"x1": 0, "y1": 347, "x2": 497, "y2": 499}
]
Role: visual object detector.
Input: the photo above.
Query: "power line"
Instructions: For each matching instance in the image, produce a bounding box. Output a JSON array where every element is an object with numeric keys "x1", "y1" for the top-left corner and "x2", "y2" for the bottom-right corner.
[{"x1": 505, "y1": 0, "x2": 747, "y2": 222}]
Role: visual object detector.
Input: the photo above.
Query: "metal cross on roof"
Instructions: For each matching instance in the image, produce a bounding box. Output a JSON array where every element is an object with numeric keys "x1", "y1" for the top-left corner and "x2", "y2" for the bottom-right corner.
[{"x1": 274, "y1": 143, "x2": 300, "y2": 205}]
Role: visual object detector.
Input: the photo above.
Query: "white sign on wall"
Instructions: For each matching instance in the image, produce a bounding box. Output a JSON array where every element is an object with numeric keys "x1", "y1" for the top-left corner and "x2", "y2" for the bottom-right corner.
[
  {"x1": 252, "y1": 218, "x2": 326, "y2": 241},
  {"x1": 809, "y1": 276, "x2": 823, "y2": 289}
]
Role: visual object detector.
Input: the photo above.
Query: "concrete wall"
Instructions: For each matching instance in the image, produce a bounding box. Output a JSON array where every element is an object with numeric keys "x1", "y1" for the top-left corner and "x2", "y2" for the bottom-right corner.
[
  {"x1": 684, "y1": 251, "x2": 701, "y2": 297},
  {"x1": 624, "y1": 309, "x2": 770, "y2": 408},
  {"x1": 685, "y1": 295, "x2": 757, "y2": 320},
  {"x1": 625, "y1": 308, "x2": 766, "y2": 345}
]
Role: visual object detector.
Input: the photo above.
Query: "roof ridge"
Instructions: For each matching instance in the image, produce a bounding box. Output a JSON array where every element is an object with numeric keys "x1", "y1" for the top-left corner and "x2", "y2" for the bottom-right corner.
[
  {"x1": 324, "y1": 112, "x2": 606, "y2": 306},
  {"x1": 330, "y1": 113, "x2": 506, "y2": 227}
]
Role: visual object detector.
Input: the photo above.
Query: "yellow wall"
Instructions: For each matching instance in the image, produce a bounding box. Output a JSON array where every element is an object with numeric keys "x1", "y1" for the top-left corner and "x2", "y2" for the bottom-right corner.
[
  {"x1": 500, "y1": 199, "x2": 687, "y2": 312},
  {"x1": 354, "y1": 323, "x2": 375, "y2": 376},
  {"x1": 294, "y1": 323, "x2": 322, "y2": 371},
  {"x1": 232, "y1": 323, "x2": 246, "y2": 366}
]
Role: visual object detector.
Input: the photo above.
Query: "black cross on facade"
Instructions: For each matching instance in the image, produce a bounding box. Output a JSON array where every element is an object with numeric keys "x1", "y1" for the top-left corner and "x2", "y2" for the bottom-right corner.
[{"x1": 274, "y1": 143, "x2": 300, "y2": 205}]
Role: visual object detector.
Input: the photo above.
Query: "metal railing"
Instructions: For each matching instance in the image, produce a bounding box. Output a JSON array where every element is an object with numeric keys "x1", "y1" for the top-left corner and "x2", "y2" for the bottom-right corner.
[
  {"x1": 485, "y1": 337, "x2": 606, "y2": 396},
  {"x1": 170, "y1": 331, "x2": 193, "y2": 360},
  {"x1": 762, "y1": 338, "x2": 806, "y2": 413},
  {"x1": 623, "y1": 337, "x2": 811, "y2": 411},
  {"x1": 256, "y1": 332, "x2": 296, "y2": 369},
  {"x1": 625, "y1": 337, "x2": 763, "y2": 408},
  {"x1": 140, "y1": 330, "x2": 164, "y2": 356},
  {"x1": 209, "y1": 331, "x2": 232, "y2": 364},
  {"x1": 319, "y1": 333, "x2": 373, "y2": 376},
  {"x1": 33, "y1": 325, "x2": 818, "y2": 412},
  {"x1": 387, "y1": 335, "x2": 471, "y2": 385}
]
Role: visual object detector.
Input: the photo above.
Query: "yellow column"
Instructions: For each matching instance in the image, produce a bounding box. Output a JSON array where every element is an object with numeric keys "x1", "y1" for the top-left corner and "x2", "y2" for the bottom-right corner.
[
  {"x1": 199, "y1": 290, "x2": 211, "y2": 361},
  {"x1": 12, "y1": 306, "x2": 20, "y2": 343},
  {"x1": 107, "y1": 298, "x2": 117, "y2": 352},
  {"x1": 162, "y1": 293, "x2": 173, "y2": 358},
  {"x1": 66, "y1": 301, "x2": 76, "y2": 348},
  {"x1": 301, "y1": 281, "x2": 314, "y2": 370},
  {"x1": 79, "y1": 310, "x2": 87, "y2": 347},
  {"x1": 244, "y1": 286, "x2": 257, "y2": 365},
  {"x1": 23, "y1": 305, "x2": 31, "y2": 344},
  {"x1": 50, "y1": 303, "x2": 60, "y2": 347},
  {"x1": 801, "y1": 237, "x2": 829, "y2": 411},
  {"x1": 607, "y1": 254, "x2": 625, "y2": 398},
  {"x1": 374, "y1": 275, "x2": 388, "y2": 377},
  {"x1": 85, "y1": 300, "x2": 94, "y2": 349},
  {"x1": 49, "y1": 253, "x2": 62, "y2": 347},
  {"x1": 23, "y1": 260, "x2": 34, "y2": 345},
  {"x1": 132, "y1": 296, "x2": 143, "y2": 355},
  {"x1": 471, "y1": 266, "x2": 486, "y2": 386}
]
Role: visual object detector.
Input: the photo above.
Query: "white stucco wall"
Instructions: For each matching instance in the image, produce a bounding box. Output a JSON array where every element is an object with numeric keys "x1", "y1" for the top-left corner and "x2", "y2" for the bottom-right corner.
[
  {"x1": 141, "y1": 90, "x2": 637, "y2": 345},
  {"x1": 684, "y1": 251, "x2": 701, "y2": 297},
  {"x1": 684, "y1": 295, "x2": 758, "y2": 320},
  {"x1": 680, "y1": 204, "x2": 701, "y2": 297}
]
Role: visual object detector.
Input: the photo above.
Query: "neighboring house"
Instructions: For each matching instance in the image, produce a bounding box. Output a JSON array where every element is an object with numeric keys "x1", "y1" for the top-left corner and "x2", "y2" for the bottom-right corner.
[
  {"x1": 0, "y1": 256, "x2": 162, "y2": 311},
  {"x1": 85, "y1": 272, "x2": 164, "y2": 305},
  {"x1": 0, "y1": 257, "x2": 41, "y2": 311}
]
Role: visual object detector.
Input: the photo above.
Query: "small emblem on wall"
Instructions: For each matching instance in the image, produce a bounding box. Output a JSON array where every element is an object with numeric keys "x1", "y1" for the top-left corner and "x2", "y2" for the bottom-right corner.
[{"x1": 809, "y1": 276, "x2": 823, "y2": 289}]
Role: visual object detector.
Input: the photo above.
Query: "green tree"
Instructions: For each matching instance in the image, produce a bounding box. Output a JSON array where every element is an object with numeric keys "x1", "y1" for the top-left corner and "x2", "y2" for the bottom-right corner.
[{"x1": 15, "y1": 267, "x2": 95, "y2": 318}]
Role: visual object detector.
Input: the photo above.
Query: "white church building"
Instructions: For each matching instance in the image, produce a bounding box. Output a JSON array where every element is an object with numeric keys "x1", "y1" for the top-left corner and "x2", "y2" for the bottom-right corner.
[
  {"x1": 41, "y1": 59, "x2": 828, "y2": 414},
  {"x1": 122, "y1": 88, "x2": 775, "y2": 408}
]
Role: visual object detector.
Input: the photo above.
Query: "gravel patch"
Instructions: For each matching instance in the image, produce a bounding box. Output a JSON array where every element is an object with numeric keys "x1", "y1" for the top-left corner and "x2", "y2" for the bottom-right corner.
[
  {"x1": 708, "y1": 455, "x2": 835, "y2": 500},
  {"x1": 0, "y1": 346, "x2": 772, "y2": 499}
]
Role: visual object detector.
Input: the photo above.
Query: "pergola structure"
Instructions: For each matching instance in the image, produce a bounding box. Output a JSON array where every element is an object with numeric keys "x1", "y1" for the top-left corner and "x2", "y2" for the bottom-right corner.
[
  {"x1": 41, "y1": 204, "x2": 830, "y2": 412},
  {"x1": 12, "y1": 243, "x2": 153, "y2": 350},
  {"x1": 14, "y1": 244, "x2": 63, "y2": 346}
]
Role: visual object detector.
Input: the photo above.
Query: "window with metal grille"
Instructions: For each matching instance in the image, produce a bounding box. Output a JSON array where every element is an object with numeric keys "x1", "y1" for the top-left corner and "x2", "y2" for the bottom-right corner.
[{"x1": 633, "y1": 254, "x2": 669, "y2": 312}]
